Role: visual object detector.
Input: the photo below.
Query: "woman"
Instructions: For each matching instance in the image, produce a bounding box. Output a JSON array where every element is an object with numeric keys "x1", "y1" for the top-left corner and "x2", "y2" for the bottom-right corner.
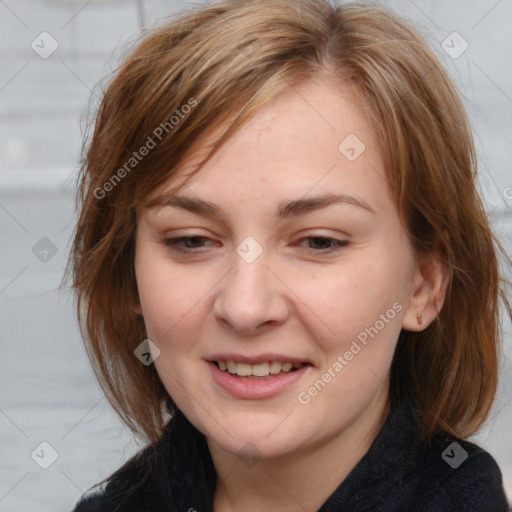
[{"x1": 68, "y1": 0, "x2": 511, "y2": 510}]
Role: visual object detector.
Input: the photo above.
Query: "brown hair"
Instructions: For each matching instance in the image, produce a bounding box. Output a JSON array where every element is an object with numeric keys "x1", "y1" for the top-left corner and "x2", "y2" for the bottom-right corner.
[{"x1": 65, "y1": 0, "x2": 511, "y2": 445}]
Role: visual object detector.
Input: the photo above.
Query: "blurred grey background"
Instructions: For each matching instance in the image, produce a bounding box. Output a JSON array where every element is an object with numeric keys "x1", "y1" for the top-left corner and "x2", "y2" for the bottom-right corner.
[{"x1": 0, "y1": 1, "x2": 511, "y2": 511}]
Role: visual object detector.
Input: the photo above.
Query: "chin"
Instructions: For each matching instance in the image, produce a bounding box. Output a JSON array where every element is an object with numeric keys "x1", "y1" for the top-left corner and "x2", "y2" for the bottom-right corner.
[{"x1": 203, "y1": 412, "x2": 305, "y2": 456}]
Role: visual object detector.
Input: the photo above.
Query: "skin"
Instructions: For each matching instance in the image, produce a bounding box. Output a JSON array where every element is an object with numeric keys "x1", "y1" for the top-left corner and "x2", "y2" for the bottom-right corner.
[{"x1": 134, "y1": 77, "x2": 448, "y2": 511}]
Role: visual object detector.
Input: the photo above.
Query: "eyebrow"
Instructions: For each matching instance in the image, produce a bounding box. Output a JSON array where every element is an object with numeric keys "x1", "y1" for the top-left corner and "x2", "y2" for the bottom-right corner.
[{"x1": 148, "y1": 192, "x2": 375, "y2": 220}]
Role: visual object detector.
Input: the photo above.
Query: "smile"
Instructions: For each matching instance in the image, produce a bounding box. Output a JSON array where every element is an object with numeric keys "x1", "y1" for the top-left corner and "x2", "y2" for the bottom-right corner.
[
  {"x1": 213, "y1": 359, "x2": 306, "y2": 378},
  {"x1": 208, "y1": 360, "x2": 312, "y2": 399}
]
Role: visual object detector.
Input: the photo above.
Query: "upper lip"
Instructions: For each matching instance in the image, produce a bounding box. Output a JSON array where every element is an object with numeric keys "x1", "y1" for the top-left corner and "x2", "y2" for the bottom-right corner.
[{"x1": 206, "y1": 353, "x2": 312, "y2": 365}]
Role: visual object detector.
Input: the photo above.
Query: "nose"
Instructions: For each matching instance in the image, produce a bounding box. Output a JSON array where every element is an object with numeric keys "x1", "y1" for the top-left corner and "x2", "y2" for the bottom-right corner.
[{"x1": 213, "y1": 243, "x2": 289, "y2": 335}]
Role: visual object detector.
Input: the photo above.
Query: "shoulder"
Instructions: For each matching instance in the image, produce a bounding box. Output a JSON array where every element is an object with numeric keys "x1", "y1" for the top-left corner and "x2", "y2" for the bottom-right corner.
[
  {"x1": 70, "y1": 443, "x2": 165, "y2": 512},
  {"x1": 411, "y1": 436, "x2": 510, "y2": 512},
  {"x1": 70, "y1": 410, "x2": 216, "y2": 512}
]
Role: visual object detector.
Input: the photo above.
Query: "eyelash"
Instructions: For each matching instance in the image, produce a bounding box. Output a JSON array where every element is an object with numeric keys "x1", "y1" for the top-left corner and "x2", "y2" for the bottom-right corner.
[{"x1": 163, "y1": 235, "x2": 349, "y2": 255}]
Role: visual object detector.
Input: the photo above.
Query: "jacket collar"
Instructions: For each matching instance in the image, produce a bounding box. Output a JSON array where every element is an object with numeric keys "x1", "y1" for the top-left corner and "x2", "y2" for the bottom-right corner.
[
  {"x1": 154, "y1": 408, "x2": 217, "y2": 511},
  {"x1": 149, "y1": 394, "x2": 422, "y2": 511}
]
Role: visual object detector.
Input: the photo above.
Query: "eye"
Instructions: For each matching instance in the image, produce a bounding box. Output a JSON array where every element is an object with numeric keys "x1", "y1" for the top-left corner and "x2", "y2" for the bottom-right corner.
[
  {"x1": 163, "y1": 236, "x2": 214, "y2": 253},
  {"x1": 163, "y1": 235, "x2": 349, "y2": 255},
  {"x1": 297, "y1": 236, "x2": 348, "y2": 253}
]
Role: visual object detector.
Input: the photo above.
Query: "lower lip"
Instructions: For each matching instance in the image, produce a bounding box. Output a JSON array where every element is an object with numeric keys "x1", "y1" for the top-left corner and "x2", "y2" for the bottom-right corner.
[{"x1": 207, "y1": 361, "x2": 311, "y2": 399}]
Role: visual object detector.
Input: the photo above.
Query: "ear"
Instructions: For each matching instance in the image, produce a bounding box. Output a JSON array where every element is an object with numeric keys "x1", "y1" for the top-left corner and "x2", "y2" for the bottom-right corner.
[
  {"x1": 402, "y1": 252, "x2": 450, "y2": 332},
  {"x1": 134, "y1": 303, "x2": 143, "y2": 315}
]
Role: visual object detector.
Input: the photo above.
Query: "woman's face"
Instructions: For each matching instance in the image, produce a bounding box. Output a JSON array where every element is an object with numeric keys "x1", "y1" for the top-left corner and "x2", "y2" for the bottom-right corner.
[{"x1": 134, "y1": 78, "x2": 423, "y2": 460}]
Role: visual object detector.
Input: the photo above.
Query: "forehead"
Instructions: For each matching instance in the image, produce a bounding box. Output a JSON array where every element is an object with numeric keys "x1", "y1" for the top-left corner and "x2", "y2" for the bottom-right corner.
[{"x1": 144, "y1": 79, "x2": 390, "y2": 215}]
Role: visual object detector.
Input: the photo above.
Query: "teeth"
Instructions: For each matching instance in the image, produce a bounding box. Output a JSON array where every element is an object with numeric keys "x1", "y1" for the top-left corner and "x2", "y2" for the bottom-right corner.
[
  {"x1": 281, "y1": 362, "x2": 293, "y2": 372},
  {"x1": 269, "y1": 361, "x2": 282, "y2": 375},
  {"x1": 236, "y1": 362, "x2": 252, "y2": 376},
  {"x1": 252, "y1": 362, "x2": 270, "y2": 376},
  {"x1": 216, "y1": 360, "x2": 304, "y2": 377}
]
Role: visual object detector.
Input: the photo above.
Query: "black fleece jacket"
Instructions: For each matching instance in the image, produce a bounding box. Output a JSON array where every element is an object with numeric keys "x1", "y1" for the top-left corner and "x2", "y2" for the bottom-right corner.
[{"x1": 71, "y1": 395, "x2": 510, "y2": 512}]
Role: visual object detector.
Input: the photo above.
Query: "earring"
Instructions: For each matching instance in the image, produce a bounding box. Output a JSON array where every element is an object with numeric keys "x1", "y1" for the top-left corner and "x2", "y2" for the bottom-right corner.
[{"x1": 417, "y1": 313, "x2": 423, "y2": 325}]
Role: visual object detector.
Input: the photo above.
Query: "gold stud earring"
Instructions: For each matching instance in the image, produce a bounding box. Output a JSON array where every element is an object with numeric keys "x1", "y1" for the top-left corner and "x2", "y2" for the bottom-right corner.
[{"x1": 417, "y1": 313, "x2": 423, "y2": 325}]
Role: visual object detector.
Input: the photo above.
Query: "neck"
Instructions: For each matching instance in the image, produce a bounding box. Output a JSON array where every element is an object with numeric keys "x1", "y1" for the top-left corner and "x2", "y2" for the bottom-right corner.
[{"x1": 208, "y1": 389, "x2": 390, "y2": 512}]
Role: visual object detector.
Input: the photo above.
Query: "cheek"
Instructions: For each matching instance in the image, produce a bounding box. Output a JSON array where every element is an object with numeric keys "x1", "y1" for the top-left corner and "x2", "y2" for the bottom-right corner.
[
  {"x1": 308, "y1": 259, "x2": 395, "y2": 328},
  {"x1": 135, "y1": 246, "x2": 179, "y2": 336},
  {"x1": 138, "y1": 277, "x2": 194, "y2": 342},
  {"x1": 302, "y1": 257, "x2": 405, "y2": 366},
  {"x1": 135, "y1": 248, "x2": 213, "y2": 352}
]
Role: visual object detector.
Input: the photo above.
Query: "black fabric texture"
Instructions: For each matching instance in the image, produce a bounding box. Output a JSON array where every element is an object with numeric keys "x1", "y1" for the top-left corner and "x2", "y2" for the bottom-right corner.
[{"x1": 71, "y1": 395, "x2": 510, "y2": 512}]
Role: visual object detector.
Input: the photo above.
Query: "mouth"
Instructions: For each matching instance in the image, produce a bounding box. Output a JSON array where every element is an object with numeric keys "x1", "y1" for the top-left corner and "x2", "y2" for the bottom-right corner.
[
  {"x1": 210, "y1": 359, "x2": 312, "y2": 379},
  {"x1": 207, "y1": 357, "x2": 313, "y2": 399}
]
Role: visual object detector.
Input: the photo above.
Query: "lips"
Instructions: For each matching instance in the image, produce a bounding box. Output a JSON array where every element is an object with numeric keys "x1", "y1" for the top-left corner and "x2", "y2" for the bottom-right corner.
[{"x1": 208, "y1": 359, "x2": 311, "y2": 399}]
